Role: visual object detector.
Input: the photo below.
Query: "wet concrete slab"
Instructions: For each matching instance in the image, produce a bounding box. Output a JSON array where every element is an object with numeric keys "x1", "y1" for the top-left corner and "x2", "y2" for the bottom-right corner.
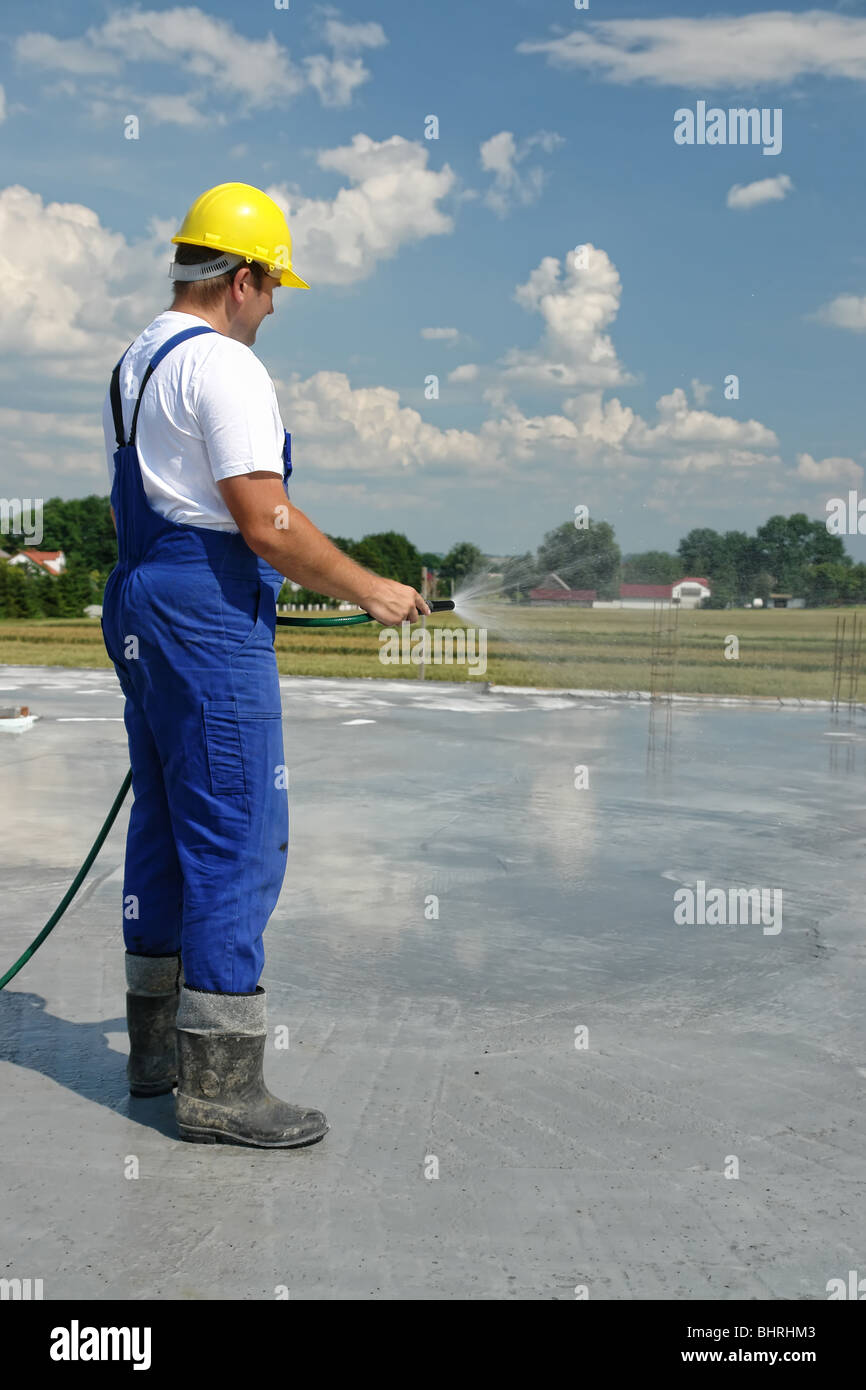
[{"x1": 0, "y1": 665, "x2": 864, "y2": 1300}]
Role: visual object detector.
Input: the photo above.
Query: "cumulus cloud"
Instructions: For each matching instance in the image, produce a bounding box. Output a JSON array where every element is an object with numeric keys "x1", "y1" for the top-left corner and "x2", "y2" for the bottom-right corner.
[
  {"x1": 622, "y1": 387, "x2": 778, "y2": 453},
  {"x1": 555, "y1": 387, "x2": 779, "y2": 474},
  {"x1": 813, "y1": 293, "x2": 866, "y2": 331},
  {"x1": 267, "y1": 134, "x2": 456, "y2": 286},
  {"x1": 501, "y1": 244, "x2": 630, "y2": 389},
  {"x1": 518, "y1": 12, "x2": 866, "y2": 87},
  {"x1": 479, "y1": 129, "x2": 564, "y2": 215},
  {"x1": 0, "y1": 185, "x2": 166, "y2": 379},
  {"x1": 448, "y1": 364, "x2": 479, "y2": 383},
  {"x1": 796, "y1": 451, "x2": 863, "y2": 484},
  {"x1": 691, "y1": 379, "x2": 712, "y2": 406},
  {"x1": 279, "y1": 370, "x2": 495, "y2": 474},
  {"x1": 16, "y1": 6, "x2": 383, "y2": 122},
  {"x1": 727, "y1": 174, "x2": 794, "y2": 209}
]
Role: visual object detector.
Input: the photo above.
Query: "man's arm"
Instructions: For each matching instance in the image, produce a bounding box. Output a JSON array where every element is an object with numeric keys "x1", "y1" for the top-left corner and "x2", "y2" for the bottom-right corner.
[{"x1": 218, "y1": 473, "x2": 429, "y2": 627}]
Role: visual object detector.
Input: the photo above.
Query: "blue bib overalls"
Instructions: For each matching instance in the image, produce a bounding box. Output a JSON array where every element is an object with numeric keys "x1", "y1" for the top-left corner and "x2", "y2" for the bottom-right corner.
[{"x1": 102, "y1": 326, "x2": 291, "y2": 993}]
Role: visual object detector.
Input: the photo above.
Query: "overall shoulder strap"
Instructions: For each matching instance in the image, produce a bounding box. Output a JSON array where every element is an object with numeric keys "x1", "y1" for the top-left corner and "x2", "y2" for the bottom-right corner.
[
  {"x1": 109, "y1": 348, "x2": 131, "y2": 449},
  {"x1": 128, "y1": 325, "x2": 216, "y2": 448}
]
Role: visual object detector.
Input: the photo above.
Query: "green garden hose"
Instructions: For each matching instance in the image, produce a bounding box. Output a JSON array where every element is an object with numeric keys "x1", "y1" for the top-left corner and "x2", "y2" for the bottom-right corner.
[
  {"x1": 276, "y1": 599, "x2": 453, "y2": 628},
  {"x1": 276, "y1": 612, "x2": 372, "y2": 628},
  {"x1": 0, "y1": 600, "x2": 455, "y2": 988},
  {"x1": 0, "y1": 769, "x2": 133, "y2": 990}
]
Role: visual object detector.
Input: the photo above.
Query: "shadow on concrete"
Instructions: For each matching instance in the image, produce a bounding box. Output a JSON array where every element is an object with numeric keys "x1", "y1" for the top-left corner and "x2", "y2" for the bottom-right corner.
[{"x1": 0, "y1": 989, "x2": 178, "y2": 1137}]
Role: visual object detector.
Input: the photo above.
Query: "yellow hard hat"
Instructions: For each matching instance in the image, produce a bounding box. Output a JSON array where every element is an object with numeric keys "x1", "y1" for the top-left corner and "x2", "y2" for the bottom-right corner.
[{"x1": 171, "y1": 182, "x2": 309, "y2": 289}]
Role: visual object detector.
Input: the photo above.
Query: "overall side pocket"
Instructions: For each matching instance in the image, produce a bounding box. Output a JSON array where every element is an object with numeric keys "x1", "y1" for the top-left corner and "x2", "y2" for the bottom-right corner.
[{"x1": 202, "y1": 700, "x2": 247, "y2": 796}]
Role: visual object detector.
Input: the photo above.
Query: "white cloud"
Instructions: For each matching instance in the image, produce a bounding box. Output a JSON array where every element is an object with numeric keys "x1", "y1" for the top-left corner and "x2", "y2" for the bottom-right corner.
[
  {"x1": 479, "y1": 129, "x2": 564, "y2": 215},
  {"x1": 321, "y1": 19, "x2": 388, "y2": 52},
  {"x1": 501, "y1": 244, "x2": 630, "y2": 389},
  {"x1": 814, "y1": 293, "x2": 866, "y2": 331},
  {"x1": 0, "y1": 85, "x2": 6, "y2": 122},
  {"x1": 422, "y1": 327, "x2": 459, "y2": 342},
  {"x1": 279, "y1": 370, "x2": 495, "y2": 474},
  {"x1": 691, "y1": 379, "x2": 712, "y2": 406},
  {"x1": 16, "y1": 6, "x2": 383, "y2": 122},
  {"x1": 796, "y1": 451, "x2": 863, "y2": 484},
  {"x1": 139, "y1": 92, "x2": 207, "y2": 127},
  {"x1": 518, "y1": 12, "x2": 866, "y2": 87},
  {"x1": 0, "y1": 185, "x2": 166, "y2": 380},
  {"x1": 302, "y1": 16, "x2": 387, "y2": 106},
  {"x1": 0, "y1": 408, "x2": 107, "y2": 490},
  {"x1": 302, "y1": 56, "x2": 370, "y2": 108},
  {"x1": 622, "y1": 388, "x2": 778, "y2": 453},
  {"x1": 448, "y1": 364, "x2": 479, "y2": 383},
  {"x1": 727, "y1": 174, "x2": 794, "y2": 210},
  {"x1": 267, "y1": 134, "x2": 456, "y2": 286}
]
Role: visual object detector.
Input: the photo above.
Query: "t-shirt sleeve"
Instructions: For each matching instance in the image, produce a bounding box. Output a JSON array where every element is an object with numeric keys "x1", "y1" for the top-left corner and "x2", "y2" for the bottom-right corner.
[{"x1": 191, "y1": 343, "x2": 285, "y2": 481}]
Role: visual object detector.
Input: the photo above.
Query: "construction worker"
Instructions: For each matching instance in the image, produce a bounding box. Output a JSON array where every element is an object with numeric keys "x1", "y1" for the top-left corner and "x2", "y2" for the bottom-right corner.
[{"x1": 101, "y1": 183, "x2": 429, "y2": 1147}]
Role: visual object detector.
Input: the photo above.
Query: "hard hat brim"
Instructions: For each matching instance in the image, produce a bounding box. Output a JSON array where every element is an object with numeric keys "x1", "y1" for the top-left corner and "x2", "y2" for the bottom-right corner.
[
  {"x1": 172, "y1": 233, "x2": 309, "y2": 289},
  {"x1": 279, "y1": 267, "x2": 310, "y2": 289}
]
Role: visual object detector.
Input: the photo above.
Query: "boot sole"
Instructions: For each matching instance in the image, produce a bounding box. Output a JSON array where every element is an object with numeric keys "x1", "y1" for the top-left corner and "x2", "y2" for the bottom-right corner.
[{"x1": 177, "y1": 1121, "x2": 329, "y2": 1149}]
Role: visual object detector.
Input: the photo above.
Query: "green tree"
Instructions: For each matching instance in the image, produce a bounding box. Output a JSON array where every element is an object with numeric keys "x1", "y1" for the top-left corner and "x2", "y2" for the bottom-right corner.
[
  {"x1": 536, "y1": 519, "x2": 620, "y2": 599},
  {"x1": 500, "y1": 552, "x2": 536, "y2": 601},
  {"x1": 622, "y1": 551, "x2": 681, "y2": 584},
  {"x1": 353, "y1": 531, "x2": 422, "y2": 586},
  {"x1": 755, "y1": 514, "x2": 848, "y2": 595},
  {"x1": 439, "y1": 542, "x2": 484, "y2": 587}
]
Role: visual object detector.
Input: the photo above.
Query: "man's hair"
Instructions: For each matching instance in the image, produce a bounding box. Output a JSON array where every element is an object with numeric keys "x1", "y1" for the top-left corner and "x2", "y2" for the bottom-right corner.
[{"x1": 171, "y1": 244, "x2": 266, "y2": 310}]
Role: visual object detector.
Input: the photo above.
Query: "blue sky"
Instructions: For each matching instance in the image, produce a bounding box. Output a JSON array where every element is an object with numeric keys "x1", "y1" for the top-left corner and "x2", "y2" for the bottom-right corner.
[{"x1": 1, "y1": 0, "x2": 865, "y2": 560}]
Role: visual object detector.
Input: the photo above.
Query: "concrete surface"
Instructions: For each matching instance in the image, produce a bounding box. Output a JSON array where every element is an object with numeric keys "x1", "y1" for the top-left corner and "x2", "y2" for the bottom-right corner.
[{"x1": 0, "y1": 665, "x2": 864, "y2": 1301}]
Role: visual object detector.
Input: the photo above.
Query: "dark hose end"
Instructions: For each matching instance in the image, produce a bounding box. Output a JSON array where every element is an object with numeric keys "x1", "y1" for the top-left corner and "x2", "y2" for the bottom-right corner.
[{"x1": 428, "y1": 600, "x2": 455, "y2": 612}]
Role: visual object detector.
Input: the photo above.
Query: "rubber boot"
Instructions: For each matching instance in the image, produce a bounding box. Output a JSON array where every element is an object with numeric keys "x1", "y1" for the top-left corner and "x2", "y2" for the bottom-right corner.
[
  {"x1": 126, "y1": 952, "x2": 182, "y2": 1097},
  {"x1": 174, "y1": 985, "x2": 329, "y2": 1148}
]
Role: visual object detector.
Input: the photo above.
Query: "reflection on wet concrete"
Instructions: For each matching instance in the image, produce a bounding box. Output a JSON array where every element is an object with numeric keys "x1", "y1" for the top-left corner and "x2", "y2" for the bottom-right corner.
[{"x1": 1, "y1": 666, "x2": 865, "y2": 1300}]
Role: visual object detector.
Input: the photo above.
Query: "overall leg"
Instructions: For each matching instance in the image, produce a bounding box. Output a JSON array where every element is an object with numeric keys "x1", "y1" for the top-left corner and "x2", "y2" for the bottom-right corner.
[
  {"x1": 116, "y1": 674, "x2": 185, "y2": 1094},
  {"x1": 138, "y1": 573, "x2": 327, "y2": 1146}
]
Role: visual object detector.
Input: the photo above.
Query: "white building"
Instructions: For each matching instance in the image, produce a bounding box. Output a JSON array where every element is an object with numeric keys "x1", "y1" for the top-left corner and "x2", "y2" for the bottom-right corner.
[{"x1": 7, "y1": 549, "x2": 66, "y2": 577}]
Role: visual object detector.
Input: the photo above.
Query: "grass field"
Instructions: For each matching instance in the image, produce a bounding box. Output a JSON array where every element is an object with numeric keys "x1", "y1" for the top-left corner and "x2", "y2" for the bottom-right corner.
[{"x1": 0, "y1": 604, "x2": 861, "y2": 699}]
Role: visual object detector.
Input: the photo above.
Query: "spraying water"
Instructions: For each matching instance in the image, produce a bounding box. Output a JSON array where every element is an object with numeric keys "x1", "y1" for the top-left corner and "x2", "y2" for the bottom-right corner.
[{"x1": 450, "y1": 559, "x2": 562, "y2": 670}]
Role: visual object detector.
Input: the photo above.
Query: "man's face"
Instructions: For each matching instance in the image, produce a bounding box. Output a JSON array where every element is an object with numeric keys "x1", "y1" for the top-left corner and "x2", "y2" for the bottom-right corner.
[{"x1": 233, "y1": 270, "x2": 280, "y2": 346}]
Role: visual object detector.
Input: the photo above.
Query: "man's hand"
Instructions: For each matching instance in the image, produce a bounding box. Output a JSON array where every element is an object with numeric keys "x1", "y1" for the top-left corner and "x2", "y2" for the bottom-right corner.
[{"x1": 357, "y1": 578, "x2": 430, "y2": 625}]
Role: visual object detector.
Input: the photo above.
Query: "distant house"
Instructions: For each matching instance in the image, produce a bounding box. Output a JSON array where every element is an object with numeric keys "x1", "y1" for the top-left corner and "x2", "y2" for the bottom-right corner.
[
  {"x1": 529, "y1": 572, "x2": 597, "y2": 606},
  {"x1": 767, "y1": 593, "x2": 806, "y2": 610},
  {"x1": 616, "y1": 577, "x2": 711, "y2": 610},
  {"x1": 7, "y1": 549, "x2": 66, "y2": 577}
]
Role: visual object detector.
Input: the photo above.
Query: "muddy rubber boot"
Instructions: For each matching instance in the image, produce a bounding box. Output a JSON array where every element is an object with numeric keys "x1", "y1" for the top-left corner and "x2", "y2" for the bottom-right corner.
[
  {"x1": 175, "y1": 985, "x2": 329, "y2": 1148},
  {"x1": 126, "y1": 952, "x2": 182, "y2": 1097}
]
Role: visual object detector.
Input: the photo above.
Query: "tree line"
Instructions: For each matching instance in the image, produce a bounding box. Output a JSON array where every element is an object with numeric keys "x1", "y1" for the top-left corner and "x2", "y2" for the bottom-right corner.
[
  {"x1": 0, "y1": 495, "x2": 862, "y2": 617},
  {"x1": 490, "y1": 514, "x2": 862, "y2": 608}
]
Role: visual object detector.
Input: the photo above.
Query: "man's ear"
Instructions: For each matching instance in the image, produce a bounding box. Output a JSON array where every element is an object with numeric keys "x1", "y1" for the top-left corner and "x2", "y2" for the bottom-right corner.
[{"x1": 231, "y1": 267, "x2": 251, "y2": 301}]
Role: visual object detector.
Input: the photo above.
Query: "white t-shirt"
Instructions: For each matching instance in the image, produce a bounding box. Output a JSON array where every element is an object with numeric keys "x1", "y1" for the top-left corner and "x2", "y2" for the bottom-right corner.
[{"x1": 102, "y1": 310, "x2": 285, "y2": 532}]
